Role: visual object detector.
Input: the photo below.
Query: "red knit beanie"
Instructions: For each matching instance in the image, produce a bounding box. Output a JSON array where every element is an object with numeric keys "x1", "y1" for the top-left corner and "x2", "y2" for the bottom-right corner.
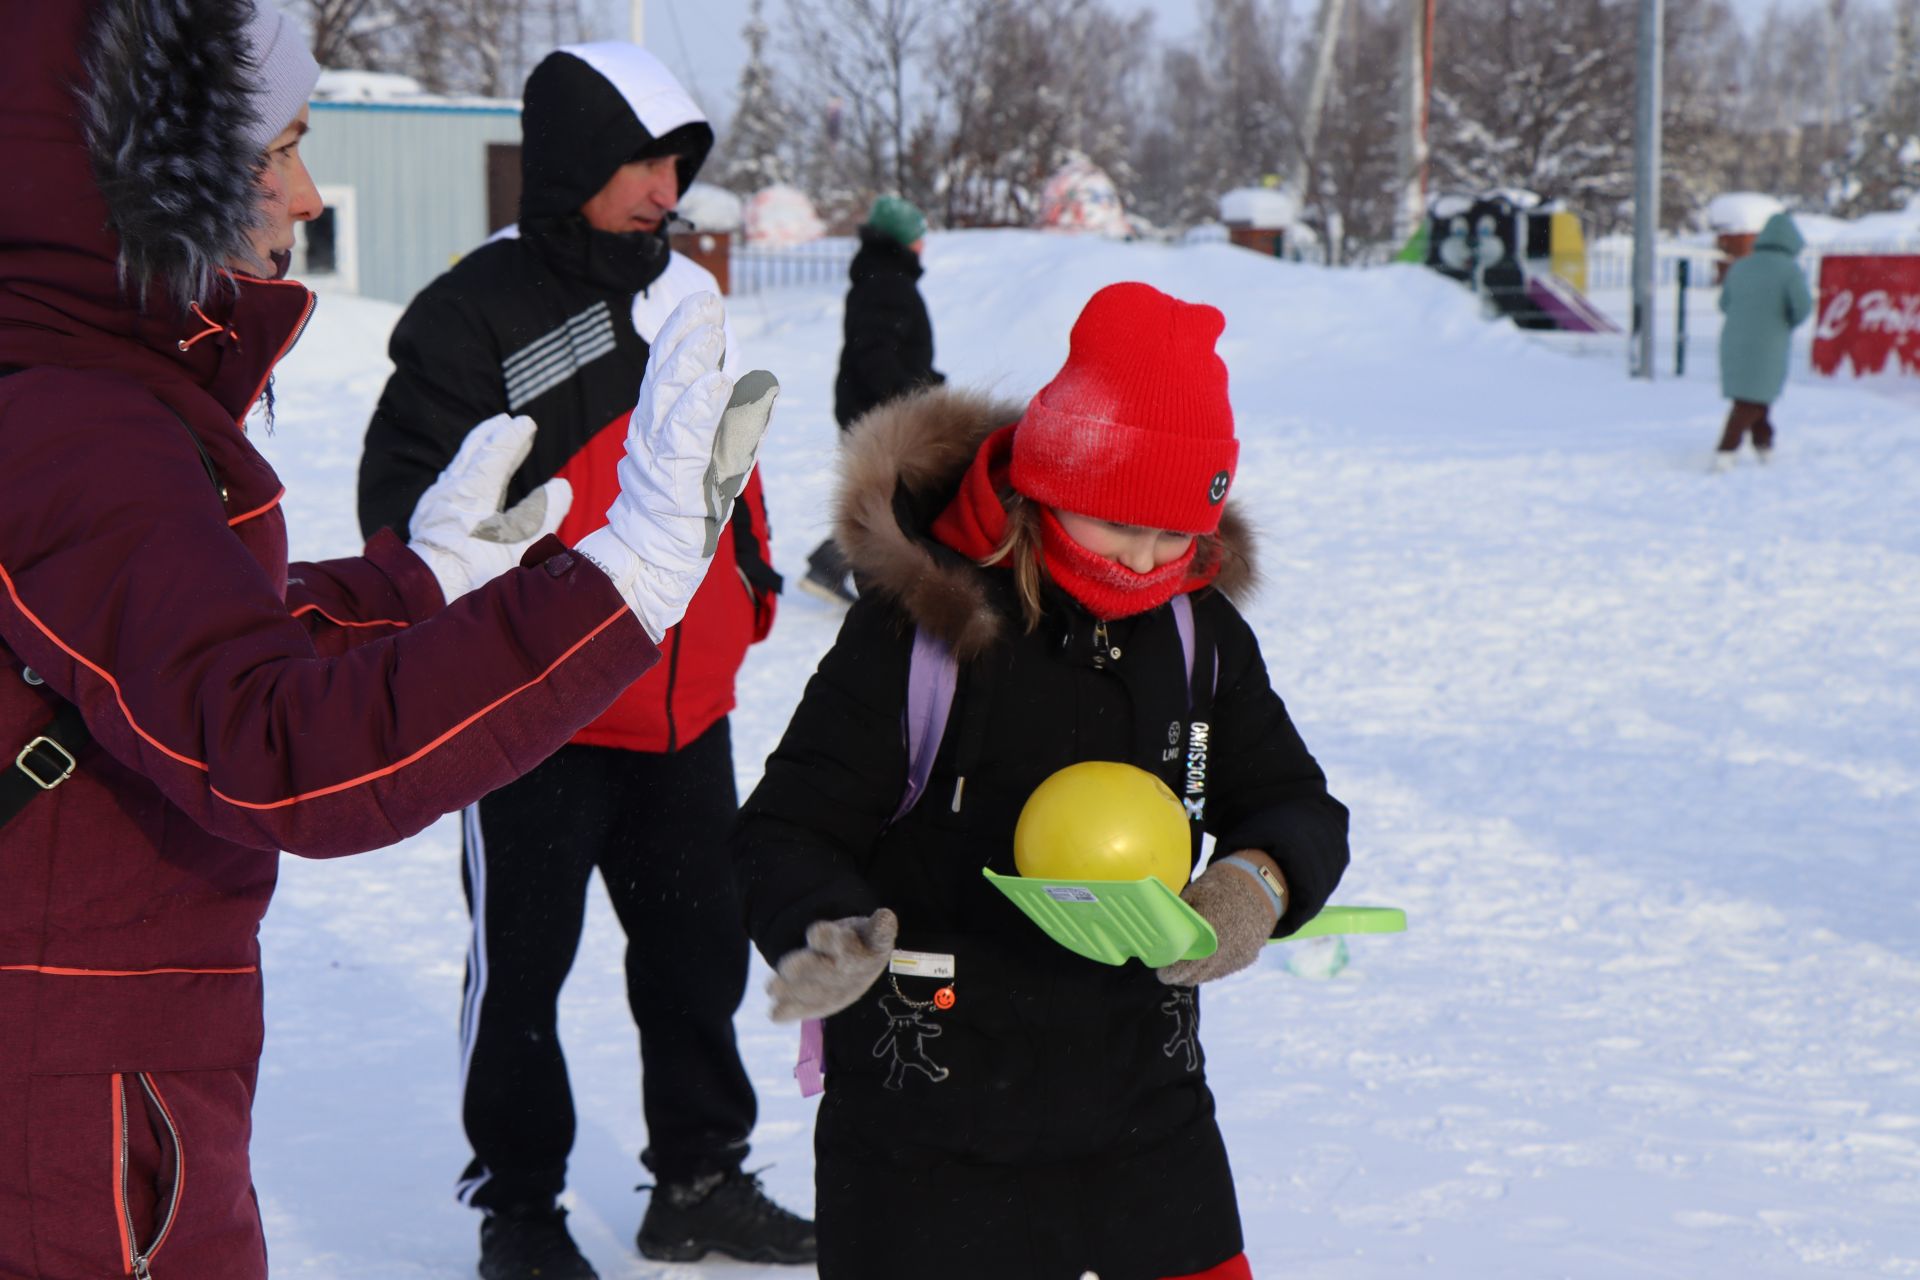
[{"x1": 1009, "y1": 282, "x2": 1238, "y2": 535}]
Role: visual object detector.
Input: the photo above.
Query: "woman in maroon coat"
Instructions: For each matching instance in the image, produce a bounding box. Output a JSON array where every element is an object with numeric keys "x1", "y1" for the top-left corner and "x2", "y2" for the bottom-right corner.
[{"x1": 0, "y1": 3, "x2": 774, "y2": 1276}]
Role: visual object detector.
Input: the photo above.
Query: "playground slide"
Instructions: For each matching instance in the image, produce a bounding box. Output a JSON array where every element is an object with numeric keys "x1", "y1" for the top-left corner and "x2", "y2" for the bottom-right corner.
[{"x1": 1526, "y1": 271, "x2": 1621, "y2": 333}]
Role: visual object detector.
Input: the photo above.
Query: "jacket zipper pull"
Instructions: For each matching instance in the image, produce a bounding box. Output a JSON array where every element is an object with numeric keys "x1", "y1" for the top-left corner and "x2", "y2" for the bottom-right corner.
[{"x1": 1092, "y1": 620, "x2": 1110, "y2": 668}]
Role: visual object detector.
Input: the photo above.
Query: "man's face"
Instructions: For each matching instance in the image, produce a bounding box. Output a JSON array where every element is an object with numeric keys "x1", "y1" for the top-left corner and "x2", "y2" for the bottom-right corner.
[
  {"x1": 579, "y1": 155, "x2": 681, "y2": 235},
  {"x1": 236, "y1": 106, "x2": 323, "y2": 278}
]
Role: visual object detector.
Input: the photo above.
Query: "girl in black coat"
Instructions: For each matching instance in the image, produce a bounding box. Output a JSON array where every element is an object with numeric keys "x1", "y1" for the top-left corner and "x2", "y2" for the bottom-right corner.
[{"x1": 734, "y1": 283, "x2": 1350, "y2": 1280}]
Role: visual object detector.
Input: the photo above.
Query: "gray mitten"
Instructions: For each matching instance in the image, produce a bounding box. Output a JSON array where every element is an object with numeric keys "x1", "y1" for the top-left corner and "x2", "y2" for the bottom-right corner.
[
  {"x1": 766, "y1": 908, "x2": 899, "y2": 1022},
  {"x1": 1155, "y1": 854, "x2": 1285, "y2": 986}
]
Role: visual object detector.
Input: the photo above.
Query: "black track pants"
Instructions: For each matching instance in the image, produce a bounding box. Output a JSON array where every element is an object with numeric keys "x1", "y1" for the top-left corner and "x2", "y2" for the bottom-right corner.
[{"x1": 455, "y1": 722, "x2": 755, "y2": 1212}]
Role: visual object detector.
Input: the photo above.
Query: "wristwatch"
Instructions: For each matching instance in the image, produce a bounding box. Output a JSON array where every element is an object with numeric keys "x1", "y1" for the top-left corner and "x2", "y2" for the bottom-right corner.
[{"x1": 1220, "y1": 854, "x2": 1288, "y2": 917}]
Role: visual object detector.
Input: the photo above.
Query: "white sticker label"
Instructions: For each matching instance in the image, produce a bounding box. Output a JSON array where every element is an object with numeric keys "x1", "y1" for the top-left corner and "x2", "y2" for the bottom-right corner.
[
  {"x1": 1043, "y1": 886, "x2": 1100, "y2": 904},
  {"x1": 888, "y1": 949, "x2": 957, "y2": 979}
]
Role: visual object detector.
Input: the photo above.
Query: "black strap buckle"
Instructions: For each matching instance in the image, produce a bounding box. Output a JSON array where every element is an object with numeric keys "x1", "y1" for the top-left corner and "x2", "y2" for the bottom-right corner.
[{"x1": 16, "y1": 735, "x2": 77, "y2": 790}]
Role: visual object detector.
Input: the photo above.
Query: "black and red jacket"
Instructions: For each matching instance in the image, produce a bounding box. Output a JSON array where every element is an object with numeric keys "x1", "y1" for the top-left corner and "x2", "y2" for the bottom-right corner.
[{"x1": 357, "y1": 48, "x2": 777, "y2": 754}]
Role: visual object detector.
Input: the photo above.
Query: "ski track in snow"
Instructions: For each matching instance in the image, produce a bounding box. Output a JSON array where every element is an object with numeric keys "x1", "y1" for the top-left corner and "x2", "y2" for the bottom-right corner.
[{"x1": 252, "y1": 233, "x2": 1920, "y2": 1278}]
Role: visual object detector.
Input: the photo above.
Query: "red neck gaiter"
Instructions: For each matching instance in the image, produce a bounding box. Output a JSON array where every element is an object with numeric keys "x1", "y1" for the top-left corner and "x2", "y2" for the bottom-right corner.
[{"x1": 931, "y1": 428, "x2": 1219, "y2": 621}]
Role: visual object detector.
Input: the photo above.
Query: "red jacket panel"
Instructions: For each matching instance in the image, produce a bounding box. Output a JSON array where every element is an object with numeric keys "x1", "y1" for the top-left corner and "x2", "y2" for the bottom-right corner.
[{"x1": 554, "y1": 413, "x2": 776, "y2": 751}]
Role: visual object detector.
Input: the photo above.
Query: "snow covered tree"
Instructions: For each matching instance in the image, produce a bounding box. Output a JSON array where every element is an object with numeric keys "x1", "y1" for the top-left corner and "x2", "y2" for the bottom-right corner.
[
  {"x1": 712, "y1": 0, "x2": 799, "y2": 193},
  {"x1": 1838, "y1": 0, "x2": 1920, "y2": 214},
  {"x1": 1660, "y1": 0, "x2": 1748, "y2": 228}
]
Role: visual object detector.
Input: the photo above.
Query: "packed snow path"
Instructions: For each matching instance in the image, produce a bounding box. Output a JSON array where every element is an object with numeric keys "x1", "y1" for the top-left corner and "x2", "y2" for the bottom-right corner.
[{"x1": 253, "y1": 232, "x2": 1919, "y2": 1278}]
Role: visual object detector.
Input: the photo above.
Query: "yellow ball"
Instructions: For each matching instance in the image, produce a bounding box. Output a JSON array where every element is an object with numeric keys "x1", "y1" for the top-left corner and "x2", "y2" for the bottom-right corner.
[{"x1": 1013, "y1": 761, "x2": 1192, "y2": 893}]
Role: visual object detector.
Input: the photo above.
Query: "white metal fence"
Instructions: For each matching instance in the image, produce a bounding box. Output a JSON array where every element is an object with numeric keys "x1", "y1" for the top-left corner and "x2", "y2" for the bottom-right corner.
[
  {"x1": 1588, "y1": 238, "x2": 1920, "y2": 294},
  {"x1": 729, "y1": 237, "x2": 857, "y2": 296}
]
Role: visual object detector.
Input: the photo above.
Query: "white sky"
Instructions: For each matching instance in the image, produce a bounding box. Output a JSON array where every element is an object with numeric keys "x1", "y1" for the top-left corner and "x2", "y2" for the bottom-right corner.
[{"x1": 596, "y1": 0, "x2": 1814, "y2": 129}]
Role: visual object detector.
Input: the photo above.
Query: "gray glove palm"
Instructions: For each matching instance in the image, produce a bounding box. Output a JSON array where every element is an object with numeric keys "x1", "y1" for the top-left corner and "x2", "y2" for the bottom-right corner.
[
  {"x1": 575, "y1": 293, "x2": 779, "y2": 642},
  {"x1": 766, "y1": 908, "x2": 899, "y2": 1023},
  {"x1": 407, "y1": 414, "x2": 571, "y2": 603}
]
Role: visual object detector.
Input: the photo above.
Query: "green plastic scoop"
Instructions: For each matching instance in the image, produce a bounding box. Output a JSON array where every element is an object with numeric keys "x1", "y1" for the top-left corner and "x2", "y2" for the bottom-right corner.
[{"x1": 983, "y1": 868, "x2": 1406, "y2": 968}]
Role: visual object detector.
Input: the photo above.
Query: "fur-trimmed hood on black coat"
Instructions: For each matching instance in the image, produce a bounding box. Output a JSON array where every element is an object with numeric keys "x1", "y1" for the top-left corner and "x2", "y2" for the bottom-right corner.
[{"x1": 830, "y1": 386, "x2": 1259, "y2": 660}]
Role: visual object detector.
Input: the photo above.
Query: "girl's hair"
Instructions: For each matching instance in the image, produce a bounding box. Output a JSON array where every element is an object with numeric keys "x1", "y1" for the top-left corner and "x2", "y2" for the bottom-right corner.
[
  {"x1": 981, "y1": 487, "x2": 1047, "y2": 631},
  {"x1": 976, "y1": 483, "x2": 1226, "y2": 632}
]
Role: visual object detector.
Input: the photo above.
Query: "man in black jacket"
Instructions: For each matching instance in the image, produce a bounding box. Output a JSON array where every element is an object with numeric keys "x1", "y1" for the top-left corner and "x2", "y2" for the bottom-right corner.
[
  {"x1": 801, "y1": 195, "x2": 943, "y2": 603},
  {"x1": 356, "y1": 42, "x2": 809, "y2": 1280}
]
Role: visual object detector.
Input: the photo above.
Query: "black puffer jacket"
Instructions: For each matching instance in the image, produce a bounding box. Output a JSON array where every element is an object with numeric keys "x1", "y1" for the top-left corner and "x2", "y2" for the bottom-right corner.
[
  {"x1": 831, "y1": 226, "x2": 943, "y2": 429},
  {"x1": 733, "y1": 389, "x2": 1349, "y2": 1280}
]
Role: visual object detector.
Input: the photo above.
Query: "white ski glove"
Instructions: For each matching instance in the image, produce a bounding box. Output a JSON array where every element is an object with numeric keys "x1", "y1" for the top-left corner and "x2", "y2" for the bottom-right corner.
[
  {"x1": 766, "y1": 909, "x2": 899, "y2": 1023},
  {"x1": 574, "y1": 292, "x2": 780, "y2": 642},
  {"x1": 408, "y1": 413, "x2": 572, "y2": 604}
]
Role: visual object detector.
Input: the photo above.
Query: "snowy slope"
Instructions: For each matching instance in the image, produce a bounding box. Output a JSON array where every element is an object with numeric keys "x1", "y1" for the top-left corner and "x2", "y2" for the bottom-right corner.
[{"x1": 253, "y1": 231, "x2": 1920, "y2": 1278}]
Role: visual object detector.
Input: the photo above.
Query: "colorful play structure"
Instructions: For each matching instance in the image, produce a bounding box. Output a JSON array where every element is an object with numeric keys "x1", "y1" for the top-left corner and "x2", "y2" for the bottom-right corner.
[{"x1": 1417, "y1": 189, "x2": 1620, "y2": 334}]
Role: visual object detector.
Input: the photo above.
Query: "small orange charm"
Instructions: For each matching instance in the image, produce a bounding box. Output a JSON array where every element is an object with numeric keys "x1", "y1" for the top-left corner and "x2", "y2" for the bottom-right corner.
[{"x1": 933, "y1": 985, "x2": 957, "y2": 1010}]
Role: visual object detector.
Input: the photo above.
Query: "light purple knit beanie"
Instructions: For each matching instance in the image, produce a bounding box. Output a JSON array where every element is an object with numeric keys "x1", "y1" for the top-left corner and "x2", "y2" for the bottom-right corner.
[{"x1": 238, "y1": 2, "x2": 321, "y2": 158}]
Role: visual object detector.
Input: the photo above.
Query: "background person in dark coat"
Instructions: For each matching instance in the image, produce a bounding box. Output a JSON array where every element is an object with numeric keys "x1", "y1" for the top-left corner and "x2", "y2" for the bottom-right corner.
[
  {"x1": 0, "y1": 5, "x2": 769, "y2": 1278},
  {"x1": 735, "y1": 284, "x2": 1350, "y2": 1280},
  {"x1": 356, "y1": 42, "x2": 809, "y2": 1280},
  {"x1": 801, "y1": 195, "x2": 944, "y2": 603},
  {"x1": 1713, "y1": 211, "x2": 1814, "y2": 471}
]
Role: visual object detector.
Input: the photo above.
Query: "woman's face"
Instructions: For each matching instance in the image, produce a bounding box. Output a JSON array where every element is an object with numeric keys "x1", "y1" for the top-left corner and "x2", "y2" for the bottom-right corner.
[
  {"x1": 236, "y1": 107, "x2": 322, "y2": 277},
  {"x1": 1052, "y1": 511, "x2": 1194, "y2": 574}
]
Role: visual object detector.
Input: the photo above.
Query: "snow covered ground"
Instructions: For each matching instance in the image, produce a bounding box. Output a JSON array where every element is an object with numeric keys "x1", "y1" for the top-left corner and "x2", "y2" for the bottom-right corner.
[{"x1": 254, "y1": 230, "x2": 1920, "y2": 1278}]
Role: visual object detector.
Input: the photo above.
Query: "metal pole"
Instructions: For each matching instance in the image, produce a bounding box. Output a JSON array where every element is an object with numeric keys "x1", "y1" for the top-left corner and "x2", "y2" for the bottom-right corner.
[
  {"x1": 1631, "y1": 0, "x2": 1664, "y2": 379},
  {"x1": 1675, "y1": 258, "x2": 1689, "y2": 376},
  {"x1": 630, "y1": 0, "x2": 646, "y2": 45}
]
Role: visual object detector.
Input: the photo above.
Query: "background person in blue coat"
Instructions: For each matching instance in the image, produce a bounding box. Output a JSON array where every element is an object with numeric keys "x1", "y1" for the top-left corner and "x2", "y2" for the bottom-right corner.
[{"x1": 1714, "y1": 211, "x2": 1814, "y2": 470}]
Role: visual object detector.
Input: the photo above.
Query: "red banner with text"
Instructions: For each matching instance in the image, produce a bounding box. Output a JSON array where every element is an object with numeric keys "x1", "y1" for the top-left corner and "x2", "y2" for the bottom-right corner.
[{"x1": 1812, "y1": 255, "x2": 1920, "y2": 376}]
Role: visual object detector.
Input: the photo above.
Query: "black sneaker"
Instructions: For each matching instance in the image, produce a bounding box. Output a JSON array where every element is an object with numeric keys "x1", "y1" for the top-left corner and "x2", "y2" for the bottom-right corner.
[
  {"x1": 799, "y1": 564, "x2": 857, "y2": 605},
  {"x1": 478, "y1": 1206, "x2": 598, "y2": 1280},
  {"x1": 636, "y1": 1169, "x2": 817, "y2": 1264}
]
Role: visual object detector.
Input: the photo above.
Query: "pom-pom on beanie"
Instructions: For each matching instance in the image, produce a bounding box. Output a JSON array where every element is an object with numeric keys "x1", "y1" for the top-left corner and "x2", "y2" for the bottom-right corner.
[{"x1": 1009, "y1": 282, "x2": 1238, "y2": 535}]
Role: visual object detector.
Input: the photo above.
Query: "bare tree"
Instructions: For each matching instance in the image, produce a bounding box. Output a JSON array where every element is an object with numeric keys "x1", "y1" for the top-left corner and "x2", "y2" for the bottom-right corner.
[
  {"x1": 1303, "y1": 0, "x2": 1404, "y2": 261},
  {"x1": 782, "y1": 0, "x2": 935, "y2": 213},
  {"x1": 928, "y1": 0, "x2": 1151, "y2": 227},
  {"x1": 1133, "y1": 0, "x2": 1293, "y2": 228},
  {"x1": 294, "y1": 0, "x2": 590, "y2": 96}
]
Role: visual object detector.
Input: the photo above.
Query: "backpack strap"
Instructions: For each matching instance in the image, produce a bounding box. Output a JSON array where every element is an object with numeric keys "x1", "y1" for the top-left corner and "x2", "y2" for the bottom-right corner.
[
  {"x1": 0, "y1": 367, "x2": 216, "y2": 832},
  {"x1": 892, "y1": 593, "x2": 1205, "y2": 825},
  {"x1": 2, "y1": 671, "x2": 89, "y2": 830},
  {"x1": 892, "y1": 625, "x2": 958, "y2": 825}
]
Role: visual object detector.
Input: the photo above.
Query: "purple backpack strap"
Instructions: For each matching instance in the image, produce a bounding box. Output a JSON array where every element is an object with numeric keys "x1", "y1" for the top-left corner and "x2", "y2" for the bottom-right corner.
[
  {"x1": 796, "y1": 1017, "x2": 826, "y2": 1097},
  {"x1": 801, "y1": 627, "x2": 958, "y2": 1099},
  {"x1": 891, "y1": 625, "x2": 958, "y2": 825}
]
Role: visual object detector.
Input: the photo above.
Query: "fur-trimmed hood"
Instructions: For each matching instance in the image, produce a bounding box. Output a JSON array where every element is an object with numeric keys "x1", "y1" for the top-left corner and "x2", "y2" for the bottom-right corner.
[
  {"x1": 0, "y1": 0, "x2": 311, "y2": 420},
  {"x1": 834, "y1": 388, "x2": 1258, "y2": 660}
]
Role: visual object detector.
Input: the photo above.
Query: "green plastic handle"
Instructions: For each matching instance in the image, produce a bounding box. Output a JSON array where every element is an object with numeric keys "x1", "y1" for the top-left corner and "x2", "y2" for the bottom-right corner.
[{"x1": 1275, "y1": 905, "x2": 1408, "y2": 941}]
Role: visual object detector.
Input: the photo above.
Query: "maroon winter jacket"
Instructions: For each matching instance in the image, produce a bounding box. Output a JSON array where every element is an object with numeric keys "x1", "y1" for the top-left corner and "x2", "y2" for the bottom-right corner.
[{"x1": 0, "y1": 0, "x2": 659, "y2": 1080}]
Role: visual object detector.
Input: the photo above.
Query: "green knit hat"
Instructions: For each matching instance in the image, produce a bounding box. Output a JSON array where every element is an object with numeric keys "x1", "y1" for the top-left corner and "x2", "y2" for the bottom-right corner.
[{"x1": 867, "y1": 195, "x2": 927, "y2": 247}]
